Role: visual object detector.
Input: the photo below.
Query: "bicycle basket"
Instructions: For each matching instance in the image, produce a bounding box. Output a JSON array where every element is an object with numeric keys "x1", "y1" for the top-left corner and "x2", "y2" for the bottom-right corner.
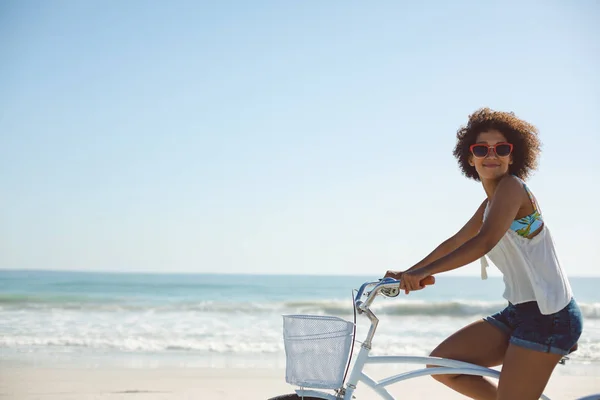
[{"x1": 283, "y1": 314, "x2": 355, "y2": 390}]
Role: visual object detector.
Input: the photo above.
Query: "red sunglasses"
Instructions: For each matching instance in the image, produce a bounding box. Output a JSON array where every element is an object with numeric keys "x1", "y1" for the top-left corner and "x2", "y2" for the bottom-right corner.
[{"x1": 469, "y1": 142, "x2": 513, "y2": 158}]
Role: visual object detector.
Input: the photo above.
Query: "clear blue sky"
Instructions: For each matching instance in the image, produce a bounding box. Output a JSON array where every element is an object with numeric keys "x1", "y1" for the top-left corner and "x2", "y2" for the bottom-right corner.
[{"x1": 1, "y1": 1, "x2": 599, "y2": 276}]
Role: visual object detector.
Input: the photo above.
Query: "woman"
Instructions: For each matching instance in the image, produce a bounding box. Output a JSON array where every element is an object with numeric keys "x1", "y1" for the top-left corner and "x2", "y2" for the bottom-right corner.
[{"x1": 385, "y1": 108, "x2": 583, "y2": 400}]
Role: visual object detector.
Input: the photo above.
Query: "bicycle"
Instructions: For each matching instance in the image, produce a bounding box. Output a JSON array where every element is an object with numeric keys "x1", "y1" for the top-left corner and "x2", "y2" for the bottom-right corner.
[{"x1": 268, "y1": 278, "x2": 599, "y2": 400}]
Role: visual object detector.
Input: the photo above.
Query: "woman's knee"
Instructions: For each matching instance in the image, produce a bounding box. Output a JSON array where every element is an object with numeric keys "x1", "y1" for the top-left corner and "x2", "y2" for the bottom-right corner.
[
  {"x1": 428, "y1": 342, "x2": 456, "y2": 363},
  {"x1": 428, "y1": 369, "x2": 459, "y2": 384},
  {"x1": 427, "y1": 348, "x2": 460, "y2": 382}
]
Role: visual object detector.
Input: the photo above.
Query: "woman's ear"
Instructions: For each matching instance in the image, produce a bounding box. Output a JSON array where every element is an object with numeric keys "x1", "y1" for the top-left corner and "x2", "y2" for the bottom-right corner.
[{"x1": 468, "y1": 155, "x2": 475, "y2": 166}]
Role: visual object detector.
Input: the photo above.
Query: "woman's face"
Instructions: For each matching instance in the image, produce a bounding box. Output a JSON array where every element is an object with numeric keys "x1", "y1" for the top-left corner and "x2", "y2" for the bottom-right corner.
[{"x1": 469, "y1": 130, "x2": 513, "y2": 181}]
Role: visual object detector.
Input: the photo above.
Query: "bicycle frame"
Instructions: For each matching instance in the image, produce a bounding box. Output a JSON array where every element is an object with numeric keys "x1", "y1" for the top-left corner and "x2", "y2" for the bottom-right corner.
[{"x1": 293, "y1": 279, "x2": 552, "y2": 400}]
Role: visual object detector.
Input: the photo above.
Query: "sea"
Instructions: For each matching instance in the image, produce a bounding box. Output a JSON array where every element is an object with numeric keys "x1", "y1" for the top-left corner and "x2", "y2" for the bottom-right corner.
[{"x1": 1, "y1": 270, "x2": 599, "y2": 376}]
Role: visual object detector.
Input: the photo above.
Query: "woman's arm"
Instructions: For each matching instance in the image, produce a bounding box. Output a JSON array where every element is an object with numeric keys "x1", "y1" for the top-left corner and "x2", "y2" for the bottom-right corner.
[
  {"x1": 385, "y1": 199, "x2": 488, "y2": 279},
  {"x1": 401, "y1": 176, "x2": 524, "y2": 291}
]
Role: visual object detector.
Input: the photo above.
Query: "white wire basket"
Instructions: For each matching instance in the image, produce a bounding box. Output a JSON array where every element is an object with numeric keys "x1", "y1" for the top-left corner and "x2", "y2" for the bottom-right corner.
[{"x1": 283, "y1": 314, "x2": 355, "y2": 389}]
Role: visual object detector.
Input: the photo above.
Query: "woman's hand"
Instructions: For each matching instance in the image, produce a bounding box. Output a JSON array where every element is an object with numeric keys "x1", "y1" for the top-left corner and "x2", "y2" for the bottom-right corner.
[
  {"x1": 399, "y1": 269, "x2": 431, "y2": 294},
  {"x1": 384, "y1": 270, "x2": 403, "y2": 280}
]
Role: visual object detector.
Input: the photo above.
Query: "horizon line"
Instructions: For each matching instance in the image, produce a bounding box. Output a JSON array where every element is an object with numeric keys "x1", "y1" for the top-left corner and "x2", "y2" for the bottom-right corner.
[{"x1": 1, "y1": 268, "x2": 598, "y2": 279}]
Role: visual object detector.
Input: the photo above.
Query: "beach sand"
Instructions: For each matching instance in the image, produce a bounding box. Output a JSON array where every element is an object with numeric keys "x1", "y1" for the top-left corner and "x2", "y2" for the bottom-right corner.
[{"x1": 2, "y1": 366, "x2": 599, "y2": 400}]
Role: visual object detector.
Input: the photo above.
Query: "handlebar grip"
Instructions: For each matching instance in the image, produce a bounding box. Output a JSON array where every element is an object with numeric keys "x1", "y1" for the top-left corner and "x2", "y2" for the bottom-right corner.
[{"x1": 421, "y1": 276, "x2": 436, "y2": 286}]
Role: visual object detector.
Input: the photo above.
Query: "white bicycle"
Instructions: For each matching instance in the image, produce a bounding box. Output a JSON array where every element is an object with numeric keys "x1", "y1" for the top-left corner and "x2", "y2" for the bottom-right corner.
[{"x1": 268, "y1": 278, "x2": 599, "y2": 400}]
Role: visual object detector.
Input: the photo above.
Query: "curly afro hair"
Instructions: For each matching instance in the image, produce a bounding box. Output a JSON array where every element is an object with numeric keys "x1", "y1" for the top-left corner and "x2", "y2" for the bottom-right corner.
[{"x1": 453, "y1": 108, "x2": 542, "y2": 181}]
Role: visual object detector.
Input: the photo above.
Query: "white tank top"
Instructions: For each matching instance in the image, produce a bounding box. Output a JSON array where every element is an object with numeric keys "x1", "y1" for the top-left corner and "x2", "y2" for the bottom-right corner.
[{"x1": 480, "y1": 200, "x2": 572, "y2": 315}]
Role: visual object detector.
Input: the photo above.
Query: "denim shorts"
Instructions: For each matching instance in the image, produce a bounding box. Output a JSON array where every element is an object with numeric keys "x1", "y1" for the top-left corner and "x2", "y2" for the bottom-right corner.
[{"x1": 483, "y1": 297, "x2": 583, "y2": 355}]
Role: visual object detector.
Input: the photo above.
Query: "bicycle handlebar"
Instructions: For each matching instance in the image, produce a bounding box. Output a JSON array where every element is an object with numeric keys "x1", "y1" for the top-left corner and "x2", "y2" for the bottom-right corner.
[{"x1": 354, "y1": 277, "x2": 400, "y2": 313}]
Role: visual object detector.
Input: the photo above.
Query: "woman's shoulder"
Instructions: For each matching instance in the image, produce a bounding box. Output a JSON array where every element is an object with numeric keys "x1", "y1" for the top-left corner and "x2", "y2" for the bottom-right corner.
[
  {"x1": 505, "y1": 174, "x2": 525, "y2": 185},
  {"x1": 496, "y1": 174, "x2": 526, "y2": 195}
]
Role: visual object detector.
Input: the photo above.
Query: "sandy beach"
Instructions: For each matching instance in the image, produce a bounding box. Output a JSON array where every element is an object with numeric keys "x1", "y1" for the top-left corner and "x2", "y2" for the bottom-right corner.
[{"x1": 2, "y1": 365, "x2": 599, "y2": 400}]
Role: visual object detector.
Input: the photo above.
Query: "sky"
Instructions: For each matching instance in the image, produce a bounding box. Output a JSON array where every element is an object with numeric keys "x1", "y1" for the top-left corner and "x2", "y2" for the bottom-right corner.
[{"x1": 1, "y1": 1, "x2": 599, "y2": 277}]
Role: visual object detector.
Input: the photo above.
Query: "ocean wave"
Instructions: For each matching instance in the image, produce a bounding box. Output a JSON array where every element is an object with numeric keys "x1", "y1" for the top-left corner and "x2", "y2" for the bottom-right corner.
[
  {"x1": 0, "y1": 336, "x2": 283, "y2": 353},
  {"x1": 285, "y1": 299, "x2": 510, "y2": 317},
  {"x1": 2, "y1": 335, "x2": 600, "y2": 364},
  {"x1": 2, "y1": 294, "x2": 599, "y2": 319}
]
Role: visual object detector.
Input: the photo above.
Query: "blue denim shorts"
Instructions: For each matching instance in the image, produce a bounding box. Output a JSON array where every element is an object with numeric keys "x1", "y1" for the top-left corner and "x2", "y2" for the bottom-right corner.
[{"x1": 483, "y1": 297, "x2": 583, "y2": 355}]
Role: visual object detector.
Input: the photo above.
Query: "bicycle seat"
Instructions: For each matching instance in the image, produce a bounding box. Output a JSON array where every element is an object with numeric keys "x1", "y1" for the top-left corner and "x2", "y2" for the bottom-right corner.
[
  {"x1": 569, "y1": 343, "x2": 578, "y2": 354},
  {"x1": 559, "y1": 343, "x2": 579, "y2": 365}
]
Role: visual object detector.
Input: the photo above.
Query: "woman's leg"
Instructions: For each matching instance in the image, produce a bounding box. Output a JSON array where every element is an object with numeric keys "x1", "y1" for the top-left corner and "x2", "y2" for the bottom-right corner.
[
  {"x1": 496, "y1": 343, "x2": 562, "y2": 400},
  {"x1": 496, "y1": 298, "x2": 582, "y2": 399},
  {"x1": 428, "y1": 319, "x2": 509, "y2": 400}
]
